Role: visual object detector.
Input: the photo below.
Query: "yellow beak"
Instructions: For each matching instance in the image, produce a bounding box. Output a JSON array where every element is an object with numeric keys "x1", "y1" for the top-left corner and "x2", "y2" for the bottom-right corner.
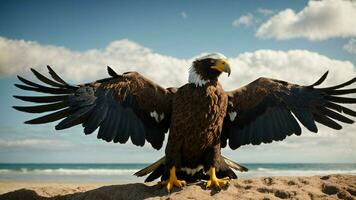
[{"x1": 211, "y1": 59, "x2": 231, "y2": 76}]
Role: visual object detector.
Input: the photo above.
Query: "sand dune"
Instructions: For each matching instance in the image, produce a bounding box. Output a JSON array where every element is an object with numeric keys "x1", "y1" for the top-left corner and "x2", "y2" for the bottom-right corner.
[{"x1": 0, "y1": 174, "x2": 355, "y2": 200}]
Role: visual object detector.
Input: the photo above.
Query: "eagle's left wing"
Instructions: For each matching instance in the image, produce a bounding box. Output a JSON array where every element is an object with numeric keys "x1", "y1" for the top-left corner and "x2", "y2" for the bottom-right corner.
[
  {"x1": 221, "y1": 71, "x2": 356, "y2": 149},
  {"x1": 13, "y1": 66, "x2": 176, "y2": 150}
]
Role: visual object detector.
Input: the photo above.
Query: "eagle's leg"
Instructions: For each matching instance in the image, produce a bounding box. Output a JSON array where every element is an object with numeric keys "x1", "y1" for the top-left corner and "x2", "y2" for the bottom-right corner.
[
  {"x1": 161, "y1": 166, "x2": 186, "y2": 192},
  {"x1": 205, "y1": 166, "x2": 230, "y2": 189}
]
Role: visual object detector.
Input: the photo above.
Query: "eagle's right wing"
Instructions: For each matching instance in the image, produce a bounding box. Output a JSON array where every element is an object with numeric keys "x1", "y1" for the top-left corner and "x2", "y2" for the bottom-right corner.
[
  {"x1": 14, "y1": 66, "x2": 177, "y2": 150},
  {"x1": 221, "y1": 71, "x2": 356, "y2": 149}
]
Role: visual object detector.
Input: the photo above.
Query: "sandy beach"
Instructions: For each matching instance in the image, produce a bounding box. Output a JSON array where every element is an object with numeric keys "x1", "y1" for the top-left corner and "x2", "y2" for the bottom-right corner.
[{"x1": 0, "y1": 174, "x2": 355, "y2": 200}]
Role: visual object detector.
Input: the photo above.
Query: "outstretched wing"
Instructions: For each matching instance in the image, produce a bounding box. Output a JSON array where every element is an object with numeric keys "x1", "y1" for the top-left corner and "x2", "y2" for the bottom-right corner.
[
  {"x1": 14, "y1": 66, "x2": 177, "y2": 150},
  {"x1": 221, "y1": 71, "x2": 356, "y2": 149}
]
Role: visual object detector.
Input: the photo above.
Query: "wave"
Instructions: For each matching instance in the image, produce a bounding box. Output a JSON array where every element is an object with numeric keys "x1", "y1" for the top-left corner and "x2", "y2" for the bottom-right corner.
[
  {"x1": 1, "y1": 168, "x2": 356, "y2": 177},
  {"x1": 247, "y1": 168, "x2": 356, "y2": 177},
  {"x1": 0, "y1": 168, "x2": 138, "y2": 176}
]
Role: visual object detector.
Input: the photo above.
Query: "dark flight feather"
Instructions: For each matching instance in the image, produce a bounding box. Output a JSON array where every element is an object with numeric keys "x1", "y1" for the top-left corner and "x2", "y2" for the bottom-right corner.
[
  {"x1": 83, "y1": 104, "x2": 109, "y2": 135},
  {"x1": 98, "y1": 109, "x2": 117, "y2": 142},
  {"x1": 223, "y1": 72, "x2": 356, "y2": 149},
  {"x1": 318, "y1": 107, "x2": 354, "y2": 124},
  {"x1": 17, "y1": 74, "x2": 74, "y2": 92},
  {"x1": 129, "y1": 111, "x2": 145, "y2": 146},
  {"x1": 107, "y1": 66, "x2": 119, "y2": 77},
  {"x1": 47, "y1": 65, "x2": 70, "y2": 86},
  {"x1": 118, "y1": 112, "x2": 131, "y2": 143},
  {"x1": 17, "y1": 75, "x2": 50, "y2": 89},
  {"x1": 325, "y1": 102, "x2": 356, "y2": 117},
  {"x1": 31, "y1": 68, "x2": 66, "y2": 88},
  {"x1": 325, "y1": 96, "x2": 356, "y2": 104},
  {"x1": 310, "y1": 71, "x2": 328, "y2": 86},
  {"x1": 293, "y1": 108, "x2": 318, "y2": 132},
  {"x1": 24, "y1": 108, "x2": 72, "y2": 124},
  {"x1": 326, "y1": 88, "x2": 356, "y2": 95},
  {"x1": 14, "y1": 84, "x2": 72, "y2": 94},
  {"x1": 313, "y1": 113, "x2": 342, "y2": 130},
  {"x1": 55, "y1": 105, "x2": 94, "y2": 130},
  {"x1": 111, "y1": 109, "x2": 123, "y2": 142},
  {"x1": 111, "y1": 106, "x2": 126, "y2": 143},
  {"x1": 320, "y1": 77, "x2": 356, "y2": 90},
  {"x1": 13, "y1": 95, "x2": 67, "y2": 103},
  {"x1": 13, "y1": 101, "x2": 68, "y2": 113}
]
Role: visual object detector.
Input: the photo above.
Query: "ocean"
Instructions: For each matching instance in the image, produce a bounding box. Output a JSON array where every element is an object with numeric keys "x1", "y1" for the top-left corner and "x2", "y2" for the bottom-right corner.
[{"x1": 0, "y1": 163, "x2": 355, "y2": 183}]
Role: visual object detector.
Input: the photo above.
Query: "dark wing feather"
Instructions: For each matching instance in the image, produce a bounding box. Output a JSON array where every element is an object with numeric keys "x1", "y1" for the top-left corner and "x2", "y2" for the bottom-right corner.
[
  {"x1": 13, "y1": 95, "x2": 67, "y2": 103},
  {"x1": 83, "y1": 103, "x2": 109, "y2": 135},
  {"x1": 31, "y1": 68, "x2": 67, "y2": 88},
  {"x1": 325, "y1": 102, "x2": 356, "y2": 117},
  {"x1": 13, "y1": 101, "x2": 68, "y2": 113},
  {"x1": 310, "y1": 71, "x2": 329, "y2": 86},
  {"x1": 24, "y1": 108, "x2": 72, "y2": 124},
  {"x1": 318, "y1": 107, "x2": 354, "y2": 124},
  {"x1": 46, "y1": 65, "x2": 72, "y2": 86},
  {"x1": 313, "y1": 112, "x2": 342, "y2": 130},
  {"x1": 55, "y1": 105, "x2": 95, "y2": 130},
  {"x1": 14, "y1": 66, "x2": 176, "y2": 150},
  {"x1": 223, "y1": 72, "x2": 356, "y2": 149},
  {"x1": 14, "y1": 84, "x2": 72, "y2": 94},
  {"x1": 293, "y1": 108, "x2": 318, "y2": 132}
]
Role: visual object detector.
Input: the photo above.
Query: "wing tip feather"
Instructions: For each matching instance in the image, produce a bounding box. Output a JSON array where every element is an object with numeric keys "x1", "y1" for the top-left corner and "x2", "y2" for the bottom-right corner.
[
  {"x1": 16, "y1": 75, "x2": 24, "y2": 81},
  {"x1": 30, "y1": 68, "x2": 37, "y2": 74},
  {"x1": 310, "y1": 70, "x2": 329, "y2": 87},
  {"x1": 107, "y1": 66, "x2": 119, "y2": 77},
  {"x1": 12, "y1": 106, "x2": 21, "y2": 111},
  {"x1": 24, "y1": 119, "x2": 39, "y2": 125}
]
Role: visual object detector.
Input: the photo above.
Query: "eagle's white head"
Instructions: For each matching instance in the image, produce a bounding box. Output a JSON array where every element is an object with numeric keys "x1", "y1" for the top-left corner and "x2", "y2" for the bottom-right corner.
[{"x1": 188, "y1": 53, "x2": 231, "y2": 87}]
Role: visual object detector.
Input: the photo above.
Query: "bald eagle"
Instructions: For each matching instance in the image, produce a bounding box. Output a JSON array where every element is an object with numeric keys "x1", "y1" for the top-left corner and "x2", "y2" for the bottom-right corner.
[{"x1": 14, "y1": 53, "x2": 356, "y2": 191}]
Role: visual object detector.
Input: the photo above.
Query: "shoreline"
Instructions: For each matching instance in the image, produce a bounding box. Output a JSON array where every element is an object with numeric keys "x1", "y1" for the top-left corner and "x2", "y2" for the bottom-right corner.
[{"x1": 0, "y1": 174, "x2": 355, "y2": 200}]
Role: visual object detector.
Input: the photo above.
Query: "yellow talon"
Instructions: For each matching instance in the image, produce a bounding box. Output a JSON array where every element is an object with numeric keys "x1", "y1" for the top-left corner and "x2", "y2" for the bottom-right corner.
[
  {"x1": 205, "y1": 167, "x2": 230, "y2": 189},
  {"x1": 162, "y1": 166, "x2": 186, "y2": 192}
]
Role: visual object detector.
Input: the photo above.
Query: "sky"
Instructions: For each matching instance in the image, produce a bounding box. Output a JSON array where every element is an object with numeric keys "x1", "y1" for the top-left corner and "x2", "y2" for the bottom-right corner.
[{"x1": 0, "y1": 0, "x2": 356, "y2": 163}]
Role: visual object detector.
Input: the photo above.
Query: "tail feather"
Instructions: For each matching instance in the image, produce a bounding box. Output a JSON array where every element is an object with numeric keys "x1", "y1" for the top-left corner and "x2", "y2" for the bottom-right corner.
[
  {"x1": 145, "y1": 164, "x2": 165, "y2": 182},
  {"x1": 134, "y1": 155, "x2": 248, "y2": 182},
  {"x1": 222, "y1": 155, "x2": 248, "y2": 172},
  {"x1": 134, "y1": 157, "x2": 165, "y2": 177}
]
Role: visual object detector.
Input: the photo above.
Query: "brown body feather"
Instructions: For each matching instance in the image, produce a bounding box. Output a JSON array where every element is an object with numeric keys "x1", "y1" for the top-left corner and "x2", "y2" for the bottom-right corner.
[{"x1": 166, "y1": 81, "x2": 228, "y2": 171}]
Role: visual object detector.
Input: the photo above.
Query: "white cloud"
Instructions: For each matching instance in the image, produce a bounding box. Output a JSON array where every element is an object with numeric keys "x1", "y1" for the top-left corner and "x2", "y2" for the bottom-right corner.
[
  {"x1": 1, "y1": 36, "x2": 355, "y2": 90},
  {"x1": 1, "y1": 37, "x2": 356, "y2": 162},
  {"x1": 223, "y1": 49, "x2": 355, "y2": 89},
  {"x1": 257, "y1": 8, "x2": 274, "y2": 16},
  {"x1": 232, "y1": 13, "x2": 254, "y2": 27},
  {"x1": 344, "y1": 38, "x2": 356, "y2": 55},
  {"x1": 256, "y1": 0, "x2": 356, "y2": 40},
  {"x1": 0, "y1": 37, "x2": 189, "y2": 87},
  {"x1": 181, "y1": 11, "x2": 187, "y2": 19}
]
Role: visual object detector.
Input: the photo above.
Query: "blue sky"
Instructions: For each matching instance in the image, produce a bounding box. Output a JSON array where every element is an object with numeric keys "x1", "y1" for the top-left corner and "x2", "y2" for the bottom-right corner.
[
  {"x1": 1, "y1": 0, "x2": 356, "y2": 163},
  {"x1": 1, "y1": 0, "x2": 352, "y2": 59}
]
